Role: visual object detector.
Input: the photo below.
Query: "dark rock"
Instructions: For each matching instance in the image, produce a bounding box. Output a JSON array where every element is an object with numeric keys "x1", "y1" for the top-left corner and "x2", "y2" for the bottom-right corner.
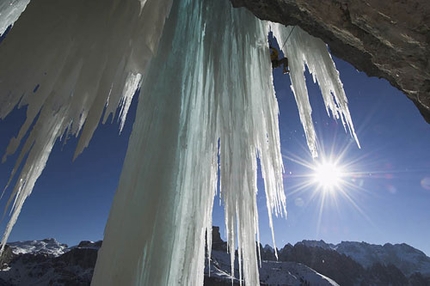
[
  {"x1": 77, "y1": 240, "x2": 102, "y2": 249},
  {"x1": 55, "y1": 247, "x2": 98, "y2": 269},
  {"x1": 408, "y1": 272, "x2": 430, "y2": 286},
  {"x1": 230, "y1": 0, "x2": 430, "y2": 122},
  {"x1": 365, "y1": 262, "x2": 408, "y2": 286},
  {"x1": 211, "y1": 226, "x2": 227, "y2": 251},
  {"x1": 0, "y1": 245, "x2": 15, "y2": 268},
  {"x1": 286, "y1": 243, "x2": 365, "y2": 285},
  {"x1": 259, "y1": 243, "x2": 277, "y2": 261},
  {"x1": 277, "y1": 243, "x2": 293, "y2": 261},
  {"x1": 0, "y1": 278, "x2": 13, "y2": 286}
]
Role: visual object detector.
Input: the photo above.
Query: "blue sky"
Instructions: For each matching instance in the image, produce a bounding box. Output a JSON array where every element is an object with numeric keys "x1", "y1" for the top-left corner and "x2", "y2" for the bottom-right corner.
[
  {"x1": 0, "y1": 96, "x2": 136, "y2": 246},
  {"x1": 248, "y1": 56, "x2": 430, "y2": 255},
  {"x1": 0, "y1": 50, "x2": 429, "y2": 257}
]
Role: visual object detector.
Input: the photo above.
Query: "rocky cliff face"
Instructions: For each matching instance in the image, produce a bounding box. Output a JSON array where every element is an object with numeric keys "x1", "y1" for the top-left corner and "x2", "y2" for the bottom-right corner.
[{"x1": 231, "y1": 0, "x2": 430, "y2": 122}]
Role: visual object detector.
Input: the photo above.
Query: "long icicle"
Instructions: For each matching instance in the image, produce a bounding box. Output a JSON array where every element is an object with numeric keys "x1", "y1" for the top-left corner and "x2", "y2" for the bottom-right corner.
[
  {"x1": 92, "y1": 0, "x2": 286, "y2": 284},
  {"x1": 0, "y1": 0, "x2": 173, "y2": 251}
]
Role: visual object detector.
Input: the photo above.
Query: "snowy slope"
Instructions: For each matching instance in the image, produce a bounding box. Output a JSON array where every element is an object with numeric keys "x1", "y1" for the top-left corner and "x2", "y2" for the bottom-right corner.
[
  {"x1": 260, "y1": 261, "x2": 339, "y2": 286},
  {"x1": 206, "y1": 250, "x2": 339, "y2": 285}
]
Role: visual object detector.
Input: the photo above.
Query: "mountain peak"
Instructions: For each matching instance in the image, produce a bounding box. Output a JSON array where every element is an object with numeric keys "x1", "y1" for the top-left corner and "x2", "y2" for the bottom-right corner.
[
  {"x1": 296, "y1": 239, "x2": 335, "y2": 250},
  {"x1": 1, "y1": 236, "x2": 430, "y2": 285},
  {"x1": 7, "y1": 238, "x2": 68, "y2": 257}
]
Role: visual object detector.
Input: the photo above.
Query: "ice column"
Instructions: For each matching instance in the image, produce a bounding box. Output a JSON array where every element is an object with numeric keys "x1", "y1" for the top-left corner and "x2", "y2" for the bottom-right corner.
[
  {"x1": 272, "y1": 25, "x2": 360, "y2": 157},
  {"x1": 0, "y1": 0, "x2": 172, "y2": 250},
  {"x1": 92, "y1": 0, "x2": 285, "y2": 285}
]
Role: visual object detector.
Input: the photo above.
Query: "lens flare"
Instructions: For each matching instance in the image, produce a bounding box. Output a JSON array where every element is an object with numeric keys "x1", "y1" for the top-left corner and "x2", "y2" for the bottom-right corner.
[{"x1": 312, "y1": 161, "x2": 344, "y2": 191}]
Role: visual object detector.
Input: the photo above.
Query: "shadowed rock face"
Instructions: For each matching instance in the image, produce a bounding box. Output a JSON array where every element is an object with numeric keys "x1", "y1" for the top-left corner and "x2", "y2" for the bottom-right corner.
[{"x1": 231, "y1": 0, "x2": 430, "y2": 122}]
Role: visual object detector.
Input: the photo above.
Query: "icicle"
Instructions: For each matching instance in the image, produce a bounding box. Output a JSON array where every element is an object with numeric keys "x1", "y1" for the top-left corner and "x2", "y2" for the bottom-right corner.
[
  {"x1": 93, "y1": 0, "x2": 286, "y2": 285},
  {"x1": 272, "y1": 25, "x2": 361, "y2": 157},
  {"x1": 118, "y1": 73, "x2": 142, "y2": 133},
  {"x1": 0, "y1": 0, "x2": 173, "y2": 251}
]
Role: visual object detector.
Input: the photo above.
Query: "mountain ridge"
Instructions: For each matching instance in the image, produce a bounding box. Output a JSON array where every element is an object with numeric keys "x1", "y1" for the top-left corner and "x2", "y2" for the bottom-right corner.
[
  {"x1": 289, "y1": 239, "x2": 430, "y2": 276},
  {"x1": 1, "y1": 234, "x2": 429, "y2": 285}
]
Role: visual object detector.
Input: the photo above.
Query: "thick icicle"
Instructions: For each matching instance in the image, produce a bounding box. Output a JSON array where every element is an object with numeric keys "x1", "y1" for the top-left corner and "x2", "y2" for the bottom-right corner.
[
  {"x1": 272, "y1": 25, "x2": 360, "y2": 157},
  {"x1": 93, "y1": 0, "x2": 285, "y2": 285},
  {"x1": 1, "y1": 0, "x2": 360, "y2": 285},
  {"x1": 0, "y1": 0, "x2": 173, "y2": 251}
]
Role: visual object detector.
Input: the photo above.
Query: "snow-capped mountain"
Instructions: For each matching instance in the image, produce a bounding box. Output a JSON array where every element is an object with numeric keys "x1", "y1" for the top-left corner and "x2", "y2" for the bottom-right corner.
[
  {"x1": 296, "y1": 240, "x2": 336, "y2": 250},
  {"x1": 1, "y1": 234, "x2": 430, "y2": 285},
  {"x1": 335, "y1": 241, "x2": 430, "y2": 277},
  {"x1": 1, "y1": 238, "x2": 340, "y2": 286},
  {"x1": 7, "y1": 238, "x2": 68, "y2": 257},
  {"x1": 0, "y1": 240, "x2": 101, "y2": 285},
  {"x1": 292, "y1": 239, "x2": 430, "y2": 278}
]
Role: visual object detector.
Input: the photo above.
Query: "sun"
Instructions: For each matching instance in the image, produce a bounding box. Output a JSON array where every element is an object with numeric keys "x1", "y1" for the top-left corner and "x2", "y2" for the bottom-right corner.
[{"x1": 312, "y1": 160, "x2": 345, "y2": 192}]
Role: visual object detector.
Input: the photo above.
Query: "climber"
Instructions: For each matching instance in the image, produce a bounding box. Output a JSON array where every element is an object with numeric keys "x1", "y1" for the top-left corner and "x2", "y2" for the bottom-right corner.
[{"x1": 270, "y1": 46, "x2": 289, "y2": 74}]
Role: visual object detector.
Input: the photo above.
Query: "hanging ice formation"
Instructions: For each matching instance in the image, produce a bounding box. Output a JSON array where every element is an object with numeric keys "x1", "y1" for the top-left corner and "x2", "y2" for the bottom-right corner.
[
  {"x1": 0, "y1": 0, "x2": 359, "y2": 285},
  {"x1": 0, "y1": 0, "x2": 172, "y2": 253},
  {"x1": 271, "y1": 25, "x2": 360, "y2": 157},
  {"x1": 93, "y1": 0, "x2": 286, "y2": 284}
]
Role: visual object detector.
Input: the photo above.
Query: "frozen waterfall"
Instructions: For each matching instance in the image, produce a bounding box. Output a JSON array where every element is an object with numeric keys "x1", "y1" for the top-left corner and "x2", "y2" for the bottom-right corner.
[
  {"x1": 92, "y1": 0, "x2": 286, "y2": 284},
  {"x1": 0, "y1": 0, "x2": 359, "y2": 285}
]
